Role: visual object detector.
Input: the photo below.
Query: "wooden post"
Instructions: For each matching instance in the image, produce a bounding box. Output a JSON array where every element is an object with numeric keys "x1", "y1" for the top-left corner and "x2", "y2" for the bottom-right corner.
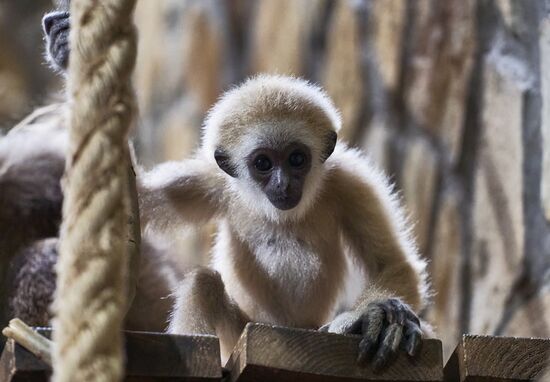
[
  {"x1": 225, "y1": 323, "x2": 444, "y2": 382},
  {"x1": 443, "y1": 335, "x2": 550, "y2": 382}
]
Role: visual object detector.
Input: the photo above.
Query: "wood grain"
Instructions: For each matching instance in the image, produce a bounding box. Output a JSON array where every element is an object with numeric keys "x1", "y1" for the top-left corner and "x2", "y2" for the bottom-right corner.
[
  {"x1": 0, "y1": 328, "x2": 222, "y2": 381},
  {"x1": 225, "y1": 323, "x2": 443, "y2": 382},
  {"x1": 443, "y1": 334, "x2": 550, "y2": 381}
]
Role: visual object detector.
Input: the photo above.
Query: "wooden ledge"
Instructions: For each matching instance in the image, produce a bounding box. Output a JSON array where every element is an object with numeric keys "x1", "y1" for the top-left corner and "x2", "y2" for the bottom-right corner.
[
  {"x1": 0, "y1": 328, "x2": 221, "y2": 381},
  {"x1": 225, "y1": 323, "x2": 443, "y2": 382},
  {"x1": 443, "y1": 334, "x2": 550, "y2": 382}
]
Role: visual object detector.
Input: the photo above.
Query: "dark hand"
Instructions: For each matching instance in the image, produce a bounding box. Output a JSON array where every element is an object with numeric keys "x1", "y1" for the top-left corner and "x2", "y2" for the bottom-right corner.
[
  {"x1": 321, "y1": 298, "x2": 422, "y2": 370},
  {"x1": 42, "y1": 11, "x2": 70, "y2": 72}
]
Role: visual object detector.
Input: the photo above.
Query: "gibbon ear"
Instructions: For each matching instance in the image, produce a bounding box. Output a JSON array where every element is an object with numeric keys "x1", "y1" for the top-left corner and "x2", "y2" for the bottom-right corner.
[
  {"x1": 321, "y1": 131, "x2": 337, "y2": 162},
  {"x1": 214, "y1": 148, "x2": 237, "y2": 178}
]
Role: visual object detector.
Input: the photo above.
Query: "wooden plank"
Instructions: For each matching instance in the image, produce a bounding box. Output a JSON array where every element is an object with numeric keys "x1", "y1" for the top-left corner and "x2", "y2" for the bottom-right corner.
[
  {"x1": 0, "y1": 329, "x2": 222, "y2": 381},
  {"x1": 225, "y1": 323, "x2": 443, "y2": 382},
  {"x1": 443, "y1": 335, "x2": 550, "y2": 382}
]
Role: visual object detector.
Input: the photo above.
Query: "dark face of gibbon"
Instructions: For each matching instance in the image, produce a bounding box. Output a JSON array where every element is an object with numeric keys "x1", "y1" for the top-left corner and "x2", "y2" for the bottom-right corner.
[
  {"x1": 246, "y1": 142, "x2": 311, "y2": 210},
  {"x1": 215, "y1": 142, "x2": 312, "y2": 210}
]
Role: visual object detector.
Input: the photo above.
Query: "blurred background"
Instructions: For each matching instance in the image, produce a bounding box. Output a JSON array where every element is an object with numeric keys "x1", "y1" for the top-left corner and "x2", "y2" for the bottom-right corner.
[{"x1": 0, "y1": 0, "x2": 549, "y2": 359}]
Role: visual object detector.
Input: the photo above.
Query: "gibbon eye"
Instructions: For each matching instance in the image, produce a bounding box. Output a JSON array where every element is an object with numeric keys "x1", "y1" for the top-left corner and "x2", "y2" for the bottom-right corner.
[
  {"x1": 289, "y1": 151, "x2": 306, "y2": 168},
  {"x1": 254, "y1": 155, "x2": 272, "y2": 172}
]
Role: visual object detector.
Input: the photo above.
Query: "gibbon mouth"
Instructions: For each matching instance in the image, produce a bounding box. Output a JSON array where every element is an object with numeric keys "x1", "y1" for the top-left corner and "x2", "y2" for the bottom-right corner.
[{"x1": 269, "y1": 195, "x2": 301, "y2": 210}]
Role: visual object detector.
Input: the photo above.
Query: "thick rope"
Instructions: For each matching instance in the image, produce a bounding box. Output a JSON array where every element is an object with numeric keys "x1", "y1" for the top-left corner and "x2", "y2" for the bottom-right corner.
[{"x1": 52, "y1": 0, "x2": 137, "y2": 381}]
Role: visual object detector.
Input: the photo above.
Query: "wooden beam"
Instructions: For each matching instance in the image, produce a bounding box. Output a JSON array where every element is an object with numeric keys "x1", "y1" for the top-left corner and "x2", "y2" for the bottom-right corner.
[
  {"x1": 443, "y1": 334, "x2": 550, "y2": 382},
  {"x1": 225, "y1": 323, "x2": 443, "y2": 382},
  {"x1": 0, "y1": 328, "x2": 222, "y2": 381}
]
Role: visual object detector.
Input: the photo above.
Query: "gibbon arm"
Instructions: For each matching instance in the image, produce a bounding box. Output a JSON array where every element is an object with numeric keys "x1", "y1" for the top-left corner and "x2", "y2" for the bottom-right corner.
[
  {"x1": 138, "y1": 159, "x2": 227, "y2": 232},
  {"x1": 324, "y1": 150, "x2": 427, "y2": 368},
  {"x1": 335, "y1": 165, "x2": 426, "y2": 311}
]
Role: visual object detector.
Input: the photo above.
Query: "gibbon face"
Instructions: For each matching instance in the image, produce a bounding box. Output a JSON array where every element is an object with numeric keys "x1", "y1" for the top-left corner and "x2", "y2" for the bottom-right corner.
[
  {"x1": 214, "y1": 126, "x2": 338, "y2": 212},
  {"x1": 215, "y1": 139, "x2": 312, "y2": 210},
  {"x1": 42, "y1": 11, "x2": 70, "y2": 72},
  {"x1": 247, "y1": 141, "x2": 311, "y2": 210}
]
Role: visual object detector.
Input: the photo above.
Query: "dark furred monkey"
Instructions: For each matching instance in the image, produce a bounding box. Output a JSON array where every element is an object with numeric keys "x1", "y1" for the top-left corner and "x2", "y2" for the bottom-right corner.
[
  {"x1": 0, "y1": 110, "x2": 65, "y2": 330},
  {"x1": 0, "y1": 105, "x2": 177, "y2": 332},
  {"x1": 0, "y1": 4, "x2": 177, "y2": 332}
]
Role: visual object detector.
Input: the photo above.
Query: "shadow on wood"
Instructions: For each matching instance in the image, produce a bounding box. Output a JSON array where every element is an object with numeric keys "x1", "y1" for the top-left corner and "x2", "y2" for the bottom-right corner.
[
  {"x1": 0, "y1": 328, "x2": 222, "y2": 381},
  {"x1": 225, "y1": 323, "x2": 444, "y2": 382},
  {"x1": 443, "y1": 335, "x2": 550, "y2": 382}
]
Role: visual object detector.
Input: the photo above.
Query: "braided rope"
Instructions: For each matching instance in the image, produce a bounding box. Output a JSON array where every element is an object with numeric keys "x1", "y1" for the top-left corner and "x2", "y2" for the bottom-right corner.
[{"x1": 52, "y1": 0, "x2": 137, "y2": 380}]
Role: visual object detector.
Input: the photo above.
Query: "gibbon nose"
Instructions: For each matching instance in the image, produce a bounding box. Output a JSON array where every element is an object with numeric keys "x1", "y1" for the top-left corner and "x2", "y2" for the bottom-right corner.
[{"x1": 274, "y1": 169, "x2": 290, "y2": 192}]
